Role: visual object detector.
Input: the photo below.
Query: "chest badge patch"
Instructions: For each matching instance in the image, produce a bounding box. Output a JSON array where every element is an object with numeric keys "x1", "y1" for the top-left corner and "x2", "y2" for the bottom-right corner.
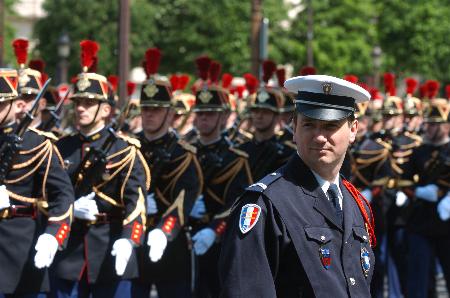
[
  {"x1": 361, "y1": 246, "x2": 370, "y2": 277},
  {"x1": 319, "y1": 247, "x2": 331, "y2": 269},
  {"x1": 239, "y1": 204, "x2": 261, "y2": 234}
]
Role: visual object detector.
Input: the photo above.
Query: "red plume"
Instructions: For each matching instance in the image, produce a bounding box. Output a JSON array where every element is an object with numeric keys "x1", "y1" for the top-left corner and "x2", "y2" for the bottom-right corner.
[
  {"x1": 405, "y1": 78, "x2": 418, "y2": 95},
  {"x1": 179, "y1": 75, "x2": 190, "y2": 90},
  {"x1": 262, "y1": 60, "x2": 276, "y2": 83},
  {"x1": 169, "y1": 75, "x2": 180, "y2": 91},
  {"x1": 12, "y1": 38, "x2": 29, "y2": 65},
  {"x1": 40, "y1": 73, "x2": 49, "y2": 85},
  {"x1": 276, "y1": 68, "x2": 286, "y2": 88},
  {"x1": 446, "y1": 85, "x2": 450, "y2": 99},
  {"x1": 221, "y1": 73, "x2": 233, "y2": 89},
  {"x1": 243, "y1": 73, "x2": 259, "y2": 95},
  {"x1": 419, "y1": 84, "x2": 427, "y2": 98},
  {"x1": 145, "y1": 48, "x2": 162, "y2": 76},
  {"x1": 369, "y1": 88, "x2": 382, "y2": 100},
  {"x1": 209, "y1": 61, "x2": 222, "y2": 84},
  {"x1": 358, "y1": 83, "x2": 370, "y2": 91},
  {"x1": 195, "y1": 55, "x2": 212, "y2": 81},
  {"x1": 383, "y1": 73, "x2": 396, "y2": 95},
  {"x1": 344, "y1": 74, "x2": 359, "y2": 84},
  {"x1": 127, "y1": 81, "x2": 136, "y2": 97},
  {"x1": 426, "y1": 80, "x2": 440, "y2": 99},
  {"x1": 88, "y1": 56, "x2": 98, "y2": 73},
  {"x1": 29, "y1": 59, "x2": 45, "y2": 72},
  {"x1": 235, "y1": 85, "x2": 246, "y2": 99},
  {"x1": 80, "y1": 40, "x2": 99, "y2": 70},
  {"x1": 107, "y1": 75, "x2": 119, "y2": 92},
  {"x1": 299, "y1": 66, "x2": 316, "y2": 76}
]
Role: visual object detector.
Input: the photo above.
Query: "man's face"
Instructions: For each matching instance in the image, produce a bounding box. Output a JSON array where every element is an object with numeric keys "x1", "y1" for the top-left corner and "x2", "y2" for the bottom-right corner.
[
  {"x1": 250, "y1": 108, "x2": 277, "y2": 132},
  {"x1": 293, "y1": 114, "x2": 358, "y2": 171},
  {"x1": 15, "y1": 95, "x2": 46, "y2": 120},
  {"x1": 423, "y1": 122, "x2": 450, "y2": 143},
  {"x1": 0, "y1": 101, "x2": 16, "y2": 124},
  {"x1": 74, "y1": 98, "x2": 108, "y2": 127},
  {"x1": 195, "y1": 111, "x2": 221, "y2": 136},
  {"x1": 141, "y1": 106, "x2": 171, "y2": 133},
  {"x1": 383, "y1": 114, "x2": 402, "y2": 131}
]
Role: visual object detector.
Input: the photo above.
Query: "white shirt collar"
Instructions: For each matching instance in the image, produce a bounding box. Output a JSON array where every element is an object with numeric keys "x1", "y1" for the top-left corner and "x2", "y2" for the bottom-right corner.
[{"x1": 311, "y1": 170, "x2": 343, "y2": 209}]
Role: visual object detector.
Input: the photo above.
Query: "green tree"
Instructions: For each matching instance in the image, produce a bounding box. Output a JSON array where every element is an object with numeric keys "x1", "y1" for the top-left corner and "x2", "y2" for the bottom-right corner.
[
  {"x1": 33, "y1": 0, "x2": 293, "y2": 78},
  {"x1": 2, "y1": 0, "x2": 18, "y2": 66},
  {"x1": 34, "y1": 0, "x2": 119, "y2": 79},
  {"x1": 287, "y1": 0, "x2": 378, "y2": 79},
  {"x1": 377, "y1": 0, "x2": 450, "y2": 84}
]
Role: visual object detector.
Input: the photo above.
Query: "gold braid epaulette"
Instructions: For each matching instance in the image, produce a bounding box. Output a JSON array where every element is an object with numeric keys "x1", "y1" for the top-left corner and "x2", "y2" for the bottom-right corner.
[
  {"x1": 29, "y1": 127, "x2": 58, "y2": 141},
  {"x1": 178, "y1": 139, "x2": 197, "y2": 154}
]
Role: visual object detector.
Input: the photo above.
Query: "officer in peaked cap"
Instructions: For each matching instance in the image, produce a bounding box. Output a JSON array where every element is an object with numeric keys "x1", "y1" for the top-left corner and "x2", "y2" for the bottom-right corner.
[
  {"x1": 220, "y1": 75, "x2": 376, "y2": 297},
  {"x1": 0, "y1": 68, "x2": 74, "y2": 296}
]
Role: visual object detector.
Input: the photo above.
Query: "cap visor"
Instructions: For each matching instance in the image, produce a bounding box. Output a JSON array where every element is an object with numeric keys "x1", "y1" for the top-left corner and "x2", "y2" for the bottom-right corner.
[{"x1": 296, "y1": 103, "x2": 352, "y2": 121}]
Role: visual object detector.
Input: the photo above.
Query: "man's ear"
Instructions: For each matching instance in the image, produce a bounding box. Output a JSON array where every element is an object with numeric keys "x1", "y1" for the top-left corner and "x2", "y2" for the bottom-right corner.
[{"x1": 349, "y1": 119, "x2": 359, "y2": 144}]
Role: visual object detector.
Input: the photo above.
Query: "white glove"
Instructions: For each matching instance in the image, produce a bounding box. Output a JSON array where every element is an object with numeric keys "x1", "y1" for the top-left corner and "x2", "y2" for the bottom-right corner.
[
  {"x1": 74, "y1": 192, "x2": 99, "y2": 221},
  {"x1": 34, "y1": 233, "x2": 59, "y2": 269},
  {"x1": 147, "y1": 229, "x2": 167, "y2": 262},
  {"x1": 111, "y1": 238, "x2": 133, "y2": 276},
  {"x1": 360, "y1": 188, "x2": 372, "y2": 203},
  {"x1": 437, "y1": 192, "x2": 450, "y2": 221},
  {"x1": 415, "y1": 184, "x2": 439, "y2": 202},
  {"x1": 0, "y1": 185, "x2": 11, "y2": 210},
  {"x1": 192, "y1": 228, "x2": 216, "y2": 256},
  {"x1": 146, "y1": 193, "x2": 158, "y2": 215},
  {"x1": 190, "y1": 195, "x2": 206, "y2": 219},
  {"x1": 396, "y1": 191, "x2": 408, "y2": 207}
]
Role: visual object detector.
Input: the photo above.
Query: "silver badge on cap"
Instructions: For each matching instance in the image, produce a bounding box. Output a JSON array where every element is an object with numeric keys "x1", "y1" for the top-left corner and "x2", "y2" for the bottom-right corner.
[{"x1": 322, "y1": 83, "x2": 332, "y2": 95}]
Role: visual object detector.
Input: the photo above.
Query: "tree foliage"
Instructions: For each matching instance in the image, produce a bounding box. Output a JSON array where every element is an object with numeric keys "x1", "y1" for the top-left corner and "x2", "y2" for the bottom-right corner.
[
  {"x1": 377, "y1": 0, "x2": 450, "y2": 85},
  {"x1": 24, "y1": 0, "x2": 450, "y2": 85}
]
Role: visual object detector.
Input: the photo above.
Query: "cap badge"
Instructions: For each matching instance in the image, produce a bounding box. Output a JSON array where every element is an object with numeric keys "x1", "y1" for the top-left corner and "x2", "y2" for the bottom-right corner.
[
  {"x1": 257, "y1": 90, "x2": 270, "y2": 103},
  {"x1": 77, "y1": 76, "x2": 91, "y2": 91},
  {"x1": 322, "y1": 83, "x2": 332, "y2": 95},
  {"x1": 18, "y1": 72, "x2": 30, "y2": 87},
  {"x1": 199, "y1": 90, "x2": 213, "y2": 103},
  {"x1": 144, "y1": 83, "x2": 159, "y2": 98}
]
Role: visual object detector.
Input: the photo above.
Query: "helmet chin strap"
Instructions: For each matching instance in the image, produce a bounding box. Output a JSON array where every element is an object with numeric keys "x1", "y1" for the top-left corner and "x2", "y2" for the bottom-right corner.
[{"x1": 0, "y1": 101, "x2": 13, "y2": 127}]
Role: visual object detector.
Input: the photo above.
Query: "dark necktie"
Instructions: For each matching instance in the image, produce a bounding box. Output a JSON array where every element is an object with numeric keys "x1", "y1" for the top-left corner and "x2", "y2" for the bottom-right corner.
[{"x1": 327, "y1": 184, "x2": 343, "y2": 222}]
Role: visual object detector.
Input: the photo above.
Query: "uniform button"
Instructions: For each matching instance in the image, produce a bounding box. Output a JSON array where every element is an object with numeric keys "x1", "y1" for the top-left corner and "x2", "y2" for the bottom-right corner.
[
  {"x1": 320, "y1": 235, "x2": 325, "y2": 241},
  {"x1": 349, "y1": 277, "x2": 356, "y2": 286},
  {"x1": 363, "y1": 235, "x2": 367, "y2": 241}
]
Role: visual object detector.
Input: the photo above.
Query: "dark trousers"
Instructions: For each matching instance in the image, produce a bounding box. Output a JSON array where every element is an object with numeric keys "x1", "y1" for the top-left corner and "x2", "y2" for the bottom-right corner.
[
  {"x1": 195, "y1": 244, "x2": 221, "y2": 298},
  {"x1": 371, "y1": 233, "x2": 403, "y2": 298},
  {"x1": 131, "y1": 280, "x2": 191, "y2": 298},
  {"x1": 50, "y1": 277, "x2": 131, "y2": 298},
  {"x1": 407, "y1": 232, "x2": 450, "y2": 298}
]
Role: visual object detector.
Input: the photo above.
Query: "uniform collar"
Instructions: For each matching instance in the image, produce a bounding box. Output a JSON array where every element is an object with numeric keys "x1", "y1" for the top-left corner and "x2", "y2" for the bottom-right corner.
[
  {"x1": 0, "y1": 121, "x2": 16, "y2": 135},
  {"x1": 79, "y1": 125, "x2": 107, "y2": 143},
  {"x1": 310, "y1": 169, "x2": 343, "y2": 209}
]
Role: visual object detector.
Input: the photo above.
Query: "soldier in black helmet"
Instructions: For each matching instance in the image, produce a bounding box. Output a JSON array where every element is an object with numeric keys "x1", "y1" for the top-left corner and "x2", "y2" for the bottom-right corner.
[
  {"x1": 0, "y1": 67, "x2": 74, "y2": 296},
  {"x1": 51, "y1": 40, "x2": 150, "y2": 298},
  {"x1": 131, "y1": 48, "x2": 202, "y2": 298},
  {"x1": 189, "y1": 58, "x2": 253, "y2": 297},
  {"x1": 238, "y1": 60, "x2": 294, "y2": 181}
]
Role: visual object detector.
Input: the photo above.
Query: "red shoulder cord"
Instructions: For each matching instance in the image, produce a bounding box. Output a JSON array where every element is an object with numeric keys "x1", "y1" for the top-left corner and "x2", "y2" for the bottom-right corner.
[{"x1": 342, "y1": 179, "x2": 377, "y2": 248}]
